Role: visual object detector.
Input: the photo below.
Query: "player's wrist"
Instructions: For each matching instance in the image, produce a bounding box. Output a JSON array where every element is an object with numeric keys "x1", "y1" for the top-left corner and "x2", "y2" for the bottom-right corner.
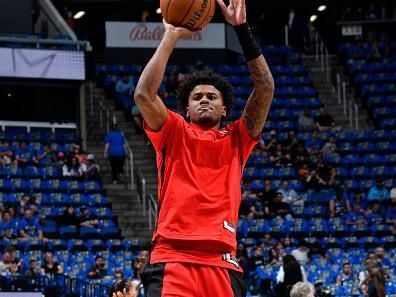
[{"x1": 233, "y1": 23, "x2": 262, "y2": 61}]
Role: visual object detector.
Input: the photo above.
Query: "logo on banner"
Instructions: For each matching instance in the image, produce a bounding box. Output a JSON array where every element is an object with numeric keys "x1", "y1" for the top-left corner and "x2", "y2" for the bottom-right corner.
[{"x1": 129, "y1": 24, "x2": 202, "y2": 41}]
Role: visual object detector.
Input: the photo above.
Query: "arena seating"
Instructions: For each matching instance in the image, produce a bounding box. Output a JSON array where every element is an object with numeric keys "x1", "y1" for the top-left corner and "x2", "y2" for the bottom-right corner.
[{"x1": 95, "y1": 44, "x2": 396, "y2": 296}]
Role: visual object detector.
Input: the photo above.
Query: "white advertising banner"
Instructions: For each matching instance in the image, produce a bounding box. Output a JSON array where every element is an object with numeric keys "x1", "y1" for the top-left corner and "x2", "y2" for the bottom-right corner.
[
  {"x1": 106, "y1": 22, "x2": 225, "y2": 49},
  {"x1": 0, "y1": 48, "x2": 85, "y2": 80}
]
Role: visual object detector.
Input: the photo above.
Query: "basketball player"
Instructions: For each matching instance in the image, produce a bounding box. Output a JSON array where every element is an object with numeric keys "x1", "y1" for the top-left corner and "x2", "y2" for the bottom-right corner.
[{"x1": 114, "y1": 0, "x2": 274, "y2": 296}]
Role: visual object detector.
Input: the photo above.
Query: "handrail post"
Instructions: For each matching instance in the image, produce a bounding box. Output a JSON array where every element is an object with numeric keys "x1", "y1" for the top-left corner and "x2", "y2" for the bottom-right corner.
[
  {"x1": 99, "y1": 102, "x2": 103, "y2": 129},
  {"x1": 325, "y1": 48, "x2": 330, "y2": 82},
  {"x1": 284, "y1": 25, "x2": 289, "y2": 46},
  {"x1": 142, "y1": 177, "x2": 146, "y2": 217},
  {"x1": 355, "y1": 103, "x2": 359, "y2": 130},
  {"x1": 315, "y1": 32, "x2": 319, "y2": 62},
  {"x1": 89, "y1": 81, "x2": 93, "y2": 116},
  {"x1": 320, "y1": 43, "x2": 325, "y2": 71},
  {"x1": 129, "y1": 150, "x2": 134, "y2": 190},
  {"x1": 349, "y1": 101, "x2": 353, "y2": 128},
  {"x1": 337, "y1": 73, "x2": 341, "y2": 104},
  {"x1": 342, "y1": 82, "x2": 347, "y2": 115},
  {"x1": 106, "y1": 109, "x2": 110, "y2": 133}
]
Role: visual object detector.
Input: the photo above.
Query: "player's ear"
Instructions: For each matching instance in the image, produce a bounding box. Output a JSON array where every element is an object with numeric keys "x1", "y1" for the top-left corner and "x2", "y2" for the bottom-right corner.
[
  {"x1": 186, "y1": 107, "x2": 190, "y2": 119},
  {"x1": 222, "y1": 106, "x2": 227, "y2": 118}
]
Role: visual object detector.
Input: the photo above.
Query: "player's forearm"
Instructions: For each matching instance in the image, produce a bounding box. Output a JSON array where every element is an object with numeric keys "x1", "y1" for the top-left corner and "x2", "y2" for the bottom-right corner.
[{"x1": 135, "y1": 32, "x2": 177, "y2": 103}]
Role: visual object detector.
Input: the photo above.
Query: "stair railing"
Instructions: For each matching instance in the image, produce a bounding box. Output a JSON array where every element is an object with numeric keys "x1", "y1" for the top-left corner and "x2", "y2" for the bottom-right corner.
[
  {"x1": 135, "y1": 167, "x2": 146, "y2": 216},
  {"x1": 148, "y1": 194, "x2": 158, "y2": 230},
  {"x1": 312, "y1": 28, "x2": 330, "y2": 82},
  {"x1": 97, "y1": 97, "x2": 135, "y2": 189},
  {"x1": 336, "y1": 73, "x2": 360, "y2": 130}
]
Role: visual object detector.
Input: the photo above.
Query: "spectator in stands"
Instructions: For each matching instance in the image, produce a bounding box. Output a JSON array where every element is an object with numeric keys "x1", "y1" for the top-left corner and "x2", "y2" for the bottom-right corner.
[
  {"x1": 0, "y1": 210, "x2": 17, "y2": 239},
  {"x1": 306, "y1": 169, "x2": 327, "y2": 192},
  {"x1": 114, "y1": 268, "x2": 124, "y2": 281},
  {"x1": 269, "y1": 143, "x2": 292, "y2": 167},
  {"x1": 15, "y1": 141, "x2": 30, "y2": 167},
  {"x1": 277, "y1": 180, "x2": 302, "y2": 206},
  {"x1": 291, "y1": 241, "x2": 309, "y2": 266},
  {"x1": 62, "y1": 156, "x2": 84, "y2": 178},
  {"x1": 78, "y1": 206, "x2": 99, "y2": 228},
  {"x1": 248, "y1": 247, "x2": 265, "y2": 271},
  {"x1": 336, "y1": 262, "x2": 358, "y2": 286},
  {"x1": 298, "y1": 108, "x2": 315, "y2": 130},
  {"x1": 374, "y1": 247, "x2": 392, "y2": 268},
  {"x1": 109, "y1": 279, "x2": 138, "y2": 297},
  {"x1": 261, "y1": 130, "x2": 278, "y2": 153},
  {"x1": 386, "y1": 201, "x2": 396, "y2": 235},
  {"x1": 321, "y1": 136, "x2": 338, "y2": 156},
  {"x1": 283, "y1": 131, "x2": 299, "y2": 155},
  {"x1": 362, "y1": 266, "x2": 386, "y2": 297},
  {"x1": 59, "y1": 206, "x2": 79, "y2": 227},
  {"x1": 347, "y1": 189, "x2": 367, "y2": 212},
  {"x1": 256, "y1": 179, "x2": 277, "y2": 205},
  {"x1": 6, "y1": 159, "x2": 22, "y2": 177},
  {"x1": 85, "y1": 154, "x2": 101, "y2": 181},
  {"x1": 18, "y1": 209, "x2": 48, "y2": 243},
  {"x1": 276, "y1": 254, "x2": 307, "y2": 297},
  {"x1": 268, "y1": 248, "x2": 282, "y2": 267},
  {"x1": 367, "y1": 179, "x2": 389, "y2": 201},
  {"x1": 88, "y1": 255, "x2": 107, "y2": 279},
  {"x1": 305, "y1": 130, "x2": 323, "y2": 155},
  {"x1": 359, "y1": 258, "x2": 373, "y2": 286},
  {"x1": 346, "y1": 203, "x2": 368, "y2": 228},
  {"x1": 132, "y1": 250, "x2": 149, "y2": 280},
  {"x1": 367, "y1": 202, "x2": 385, "y2": 225},
  {"x1": 290, "y1": 282, "x2": 315, "y2": 297},
  {"x1": 0, "y1": 250, "x2": 19, "y2": 276},
  {"x1": 307, "y1": 242, "x2": 327, "y2": 260},
  {"x1": 115, "y1": 75, "x2": 135, "y2": 110},
  {"x1": 390, "y1": 183, "x2": 396, "y2": 201},
  {"x1": 329, "y1": 191, "x2": 347, "y2": 218},
  {"x1": 266, "y1": 192, "x2": 290, "y2": 217},
  {"x1": 41, "y1": 251, "x2": 63, "y2": 275},
  {"x1": 104, "y1": 124, "x2": 127, "y2": 184},
  {"x1": 24, "y1": 259, "x2": 41, "y2": 278},
  {"x1": 55, "y1": 152, "x2": 65, "y2": 166},
  {"x1": 131, "y1": 104, "x2": 143, "y2": 134},
  {"x1": 314, "y1": 107, "x2": 341, "y2": 132},
  {"x1": 249, "y1": 196, "x2": 265, "y2": 218},
  {"x1": 32, "y1": 143, "x2": 54, "y2": 166}
]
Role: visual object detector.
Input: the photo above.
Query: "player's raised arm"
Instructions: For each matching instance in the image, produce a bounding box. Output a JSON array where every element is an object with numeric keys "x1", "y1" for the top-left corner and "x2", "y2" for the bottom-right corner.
[
  {"x1": 217, "y1": 0, "x2": 275, "y2": 139},
  {"x1": 134, "y1": 20, "x2": 196, "y2": 131}
]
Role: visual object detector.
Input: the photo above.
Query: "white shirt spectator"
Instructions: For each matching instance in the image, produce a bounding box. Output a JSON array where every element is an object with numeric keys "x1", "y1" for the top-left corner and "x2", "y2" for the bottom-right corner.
[{"x1": 291, "y1": 248, "x2": 309, "y2": 266}]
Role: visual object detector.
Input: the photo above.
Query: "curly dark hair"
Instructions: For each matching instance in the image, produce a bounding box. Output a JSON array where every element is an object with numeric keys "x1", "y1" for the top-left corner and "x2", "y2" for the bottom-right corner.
[{"x1": 177, "y1": 71, "x2": 234, "y2": 119}]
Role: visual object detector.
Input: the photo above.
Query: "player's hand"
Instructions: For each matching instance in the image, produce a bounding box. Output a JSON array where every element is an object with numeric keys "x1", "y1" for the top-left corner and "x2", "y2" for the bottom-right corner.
[
  {"x1": 163, "y1": 19, "x2": 198, "y2": 40},
  {"x1": 112, "y1": 288, "x2": 133, "y2": 297},
  {"x1": 216, "y1": 0, "x2": 247, "y2": 26}
]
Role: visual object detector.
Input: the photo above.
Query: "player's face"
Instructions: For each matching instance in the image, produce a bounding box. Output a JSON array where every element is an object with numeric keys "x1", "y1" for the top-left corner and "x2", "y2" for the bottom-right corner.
[{"x1": 186, "y1": 85, "x2": 226, "y2": 128}]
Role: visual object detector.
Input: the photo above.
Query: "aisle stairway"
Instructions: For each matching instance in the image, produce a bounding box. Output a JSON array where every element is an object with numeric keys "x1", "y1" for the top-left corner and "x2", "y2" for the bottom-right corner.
[
  {"x1": 303, "y1": 55, "x2": 371, "y2": 130},
  {"x1": 85, "y1": 85, "x2": 157, "y2": 245}
]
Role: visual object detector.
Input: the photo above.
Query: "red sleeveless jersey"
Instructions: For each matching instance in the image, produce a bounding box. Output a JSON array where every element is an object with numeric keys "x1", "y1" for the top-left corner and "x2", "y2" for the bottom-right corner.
[{"x1": 144, "y1": 110, "x2": 259, "y2": 271}]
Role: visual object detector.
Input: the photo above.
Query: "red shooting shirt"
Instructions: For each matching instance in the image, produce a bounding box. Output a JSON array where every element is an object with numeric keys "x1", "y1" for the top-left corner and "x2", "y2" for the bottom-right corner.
[{"x1": 144, "y1": 110, "x2": 259, "y2": 271}]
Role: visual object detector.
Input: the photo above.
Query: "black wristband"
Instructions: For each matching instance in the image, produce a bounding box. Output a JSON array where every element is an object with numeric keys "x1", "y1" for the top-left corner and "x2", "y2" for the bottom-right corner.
[{"x1": 234, "y1": 23, "x2": 262, "y2": 61}]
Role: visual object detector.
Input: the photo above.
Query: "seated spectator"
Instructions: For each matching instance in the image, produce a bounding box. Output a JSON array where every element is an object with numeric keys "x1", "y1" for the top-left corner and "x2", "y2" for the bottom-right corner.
[
  {"x1": 291, "y1": 241, "x2": 309, "y2": 266},
  {"x1": 292, "y1": 144, "x2": 310, "y2": 167},
  {"x1": 267, "y1": 248, "x2": 282, "y2": 267},
  {"x1": 359, "y1": 258, "x2": 373, "y2": 287},
  {"x1": 14, "y1": 141, "x2": 31, "y2": 167},
  {"x1": 390, "y1": 183, "x2": 396, "y2": 200},
  {"x1": 24, "y1": 259, "x2": 41, "y2": 278},
  {"x1": 115, "y1": 74, "x2": 135, "y2": 110},
  {"x1": 0, "y1": 210, "x2": 17, "y2": 239},
  {"x1": 55, "y1": 152, "x2": 66, "y2": 166},
  {"x1": 108, "y1": 279, "x2": 138, "y2": 297},
  {"x1": 283, "y1": 131, "x2": 299, "y2": 155},
  {"x1": 347, "y1": 190, "x2": 367, "y2": 212},
  {"x1": 132, "y1": 250, "x2": 149, "y2": 280},
  {"x1": 314, "y1": 107, "x2": 341, "y2": 132},
  {"x1": 32, "y1": 143, "x2": 54, "y2": 166},
  {"x1": 367, "y1": 179, "x2": 389, "y2": 202},
  {"x1": 59, "y1": 206, "x2": 79, "y2": 227},
  {"x1": 297, "y1": 163, "x2": 310, "y2": 180},
  {"x1": 269, "y1": 143, "x2": 292, "y2": 167},
  {"x1": 277, "y1": 181, "x2": 302, "y2": 206},
  {"x1": 298, "y1": 108, "x2": 315, "y2": 130},
  {"x1": 131, "y1": 104, "x2": 143, "y2": 134},
  {"x1": 249, "y1": 196, "x2": 265, "y2": 218},
  {"x1": 307, "y1": 242, "x2": 327, "y2": 259},
  {"x1": 248, "y1": 247, "x2": 265, "y2": 271},
  {"x1": 85, "y1": 154, "x2": 101, "y2": 181},
  {"x1": 16, "y1": 194, "x2": 30, "y2": 217},
  {"x1": 336, "y1": 262, "x2": 358, "y2": 286},
  {"x1": 305, "y1": 130, "x2": 323, "y2": 155},
  {"x1": 88, "y1": 255, "x2": 107, "y2": 279},
  {"x1": 266, "y1": 192, "x2": 290, "y2": 217},
  {"x1": 367, "y1": 202, "x2": 385, "y2": 225},
  {"x1": 78, "y1": 206, "x2": 99, "y2": 228},
  {"x1": 0, "y1": 250, "x2": 19, "y2": 276},
  {"x1": 374, "y1": 247, "x2": 392, "y2": 268},
  {"x1": 256, "y1": 179, "x2": 277, "y2": 205},
  {"x1": 18, "y1": 209, "x2": 49, "y2": 243},
  {"x1": 385, "y1": 201, "x2": 396, "y2": 235},
  {"x1": 321, "y1": 136, "x2": 338, "y2": 156},
  {"x1": 345, "y1": 204, "x2": 368, "y2": 228},
  {"x1": 306, "y1": 169, "x2": 327, "y2": 192},
  {"x1": 329, "y1": 191, "x2": 347, "y2": 218},
  {"x1": 41, "y1": 251, "x2": 63, "y2": 275},
  {"x1": 5, "y1": 159, "x2": 22, "y2": 177},
  {"x1": 62, "y1": 156, "x2": 84, "y2": 178},
  {"x1": 114, "y1": 268, "x2": 124, "y2": 281}
]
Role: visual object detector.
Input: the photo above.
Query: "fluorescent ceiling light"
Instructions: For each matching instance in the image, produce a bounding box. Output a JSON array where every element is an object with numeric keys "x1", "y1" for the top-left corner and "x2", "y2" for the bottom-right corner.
[
  {"x1": 73, "y1": 11, "x2": 86, "y2": 19},
  {"x1": 156, "y1": 8, "x2": 161, "y2": 14},
  {"x1": 318, "y1": 5, "x2": 327, "y2": 12},
  {"x1": 310, "y1": 15, "x2": 318, "y2": 22}
]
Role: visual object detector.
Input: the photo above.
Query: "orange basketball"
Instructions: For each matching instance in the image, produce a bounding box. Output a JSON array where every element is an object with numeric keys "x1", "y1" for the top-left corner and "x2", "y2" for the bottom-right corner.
[{"x1": 160, "y1": 0, "x2": 216, "y2": 31}]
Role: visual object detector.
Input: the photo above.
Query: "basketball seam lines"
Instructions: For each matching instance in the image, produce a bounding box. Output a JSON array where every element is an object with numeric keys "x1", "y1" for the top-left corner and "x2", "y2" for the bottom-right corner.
[
  {"x1": 165, "y1": 0, "x2": 172, "y2": 22},
  {"x1": 196, "y1": 0, "x2": 212, "y2": 29},
  {"x1": 178, "y1": 0, "x2": 196, "y2": 27}
]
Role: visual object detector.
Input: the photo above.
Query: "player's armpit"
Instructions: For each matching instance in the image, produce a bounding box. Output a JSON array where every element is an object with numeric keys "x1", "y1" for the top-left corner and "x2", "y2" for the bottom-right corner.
[{"x1": 242, "y1": 56, "x2": 274, "y2": 139}]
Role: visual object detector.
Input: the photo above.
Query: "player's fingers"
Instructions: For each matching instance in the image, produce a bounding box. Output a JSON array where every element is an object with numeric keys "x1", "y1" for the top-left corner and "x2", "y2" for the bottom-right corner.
[
  {"x1": 215, "y1": 0, "x2": 228, "y2": 11},
  {"x1": 116, "y1": 292, "x2": 124, "y2": 297}
]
